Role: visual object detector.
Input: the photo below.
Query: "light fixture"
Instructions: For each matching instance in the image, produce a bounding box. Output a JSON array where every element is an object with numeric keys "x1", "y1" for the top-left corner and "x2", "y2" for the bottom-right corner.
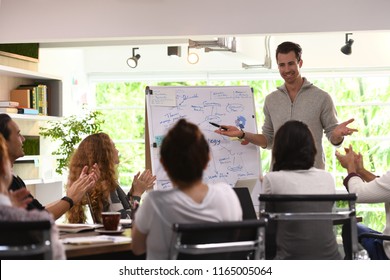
[
  {"x1": 242, "y1": 35, "x2": 272, "y2": 69},
  {"x1": 186, "y1": 37, "x2": 236, "y2": 64},
  {"x1": 341, "y1": 33, "x2": 354, "y2": 55},
  {"x1": 187, "y1": 47, "x2": 199, "y2": 64},
  {"x1": 167, "y1": 46, "x2": 181, "y2": 57},
  {"x1": 188, "y1": 37, "x2": 236, "y2": 52},
  {"x1": 126, "y1": 47, "x2": 141, "y2": 68}
]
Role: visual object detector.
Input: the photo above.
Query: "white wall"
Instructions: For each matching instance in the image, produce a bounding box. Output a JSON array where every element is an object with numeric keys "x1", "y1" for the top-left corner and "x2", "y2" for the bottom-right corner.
[
  {"x1": 38, "y1": 48, "x2": 88, "y2": 116},
  {"x1": 1, "y1": 0, "x2": 390, "y2": 43}
]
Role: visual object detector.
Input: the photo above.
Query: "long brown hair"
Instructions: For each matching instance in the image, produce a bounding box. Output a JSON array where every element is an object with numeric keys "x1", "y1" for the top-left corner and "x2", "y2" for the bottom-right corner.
[{"x1": 66, "y1": 133, "x2": 118, "y2": 223}]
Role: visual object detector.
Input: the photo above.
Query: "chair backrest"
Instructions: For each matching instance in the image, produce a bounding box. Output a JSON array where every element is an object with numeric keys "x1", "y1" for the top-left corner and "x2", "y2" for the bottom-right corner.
[
  {"x1": 0, "y1": 220, "x2": 52, "y2": 260},
  {"x1": 233, "y1": 187, "x2": 257, "y2": 220},
  {"x1": 259, "y1": 193, "x2": 359, "y2": 260},
  {"x1": 169, "y1": 219, "x2": 267, "y2": 260}
]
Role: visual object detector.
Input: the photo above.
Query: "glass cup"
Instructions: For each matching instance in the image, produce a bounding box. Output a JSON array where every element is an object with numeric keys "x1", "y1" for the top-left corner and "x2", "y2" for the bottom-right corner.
[{"x1": 101, "y1": 212, "x2": 121, "y2": 231}]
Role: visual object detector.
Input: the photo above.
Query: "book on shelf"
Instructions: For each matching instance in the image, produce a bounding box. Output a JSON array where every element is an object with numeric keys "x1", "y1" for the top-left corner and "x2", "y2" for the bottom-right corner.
[
  {"x1": 0, "y1": 100, "x2": 19, "y2": 107},
  {"x1": 0, "y1": 107, "x2": 18, "y2": 113},
  {"x1": 17, "y1": 85, "x2": 38, "y2": 111},
  {"x1": 17, "y1": 84, "x2": 48, "y2": 115},
  {"x1": 10, "y1": 89, "x2": 31, "y2": 108},
  {"x1": 37, "y1": 84, "x2": 48, "y2": 115},
  {"x1": 56, "y1": 223, "x2": 103, "y2": 233},
  {"x1": 17, "y1": 107, "x2": 39, "y2": 115}
]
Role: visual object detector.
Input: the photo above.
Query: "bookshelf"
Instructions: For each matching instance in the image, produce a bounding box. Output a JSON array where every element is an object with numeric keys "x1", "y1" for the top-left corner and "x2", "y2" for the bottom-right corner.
[
  {"x1": 0, "y1": 64, "x2": 63, "y2": 117},
  {"x1": 0, "y1": 64, "x2": 64, "y2": 205}
]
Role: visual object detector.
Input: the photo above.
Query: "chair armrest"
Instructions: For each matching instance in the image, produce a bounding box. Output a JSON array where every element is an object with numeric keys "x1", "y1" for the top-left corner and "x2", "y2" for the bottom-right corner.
[
  {"x1": 0, "y1": 221, "x2": 51, "y2": 231},
  {"x1": 359, "y1": 232, "x2": 390, "y2": 241},
  {"x1": 259, "y1": 193, "x2": 357, "y2": 202}
]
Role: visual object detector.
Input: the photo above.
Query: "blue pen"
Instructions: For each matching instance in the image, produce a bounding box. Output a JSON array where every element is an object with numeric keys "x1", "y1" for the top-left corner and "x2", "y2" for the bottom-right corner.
[{"x1": 209, "y1": 122, "x2": 228, "y2": 131}]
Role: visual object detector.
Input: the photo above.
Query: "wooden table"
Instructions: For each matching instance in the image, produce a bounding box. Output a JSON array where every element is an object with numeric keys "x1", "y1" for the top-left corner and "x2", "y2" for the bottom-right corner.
[{"x1": 60, "y1": 228, "x2": 143, "y2": 260}]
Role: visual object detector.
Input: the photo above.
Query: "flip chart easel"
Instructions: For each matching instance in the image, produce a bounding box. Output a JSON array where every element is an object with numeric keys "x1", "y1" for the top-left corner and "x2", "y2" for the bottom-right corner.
[{"x1": 145, "y1": 86, "x2": 262, "y2": 205}]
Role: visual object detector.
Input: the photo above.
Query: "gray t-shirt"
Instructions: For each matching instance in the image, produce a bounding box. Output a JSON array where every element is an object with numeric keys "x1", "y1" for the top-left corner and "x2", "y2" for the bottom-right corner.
[{"x1": 135, "y1": 182, "x2": 243, "y2": 259}]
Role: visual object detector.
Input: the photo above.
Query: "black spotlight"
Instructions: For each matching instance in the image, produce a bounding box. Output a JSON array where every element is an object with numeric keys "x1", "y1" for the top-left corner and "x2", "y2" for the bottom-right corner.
[
  {"x1": 341, "y1": 33, "x2": 354, "y2": 55},
  {"x1": 127, "y1": 47, "x2": 141, "y2": 68}
]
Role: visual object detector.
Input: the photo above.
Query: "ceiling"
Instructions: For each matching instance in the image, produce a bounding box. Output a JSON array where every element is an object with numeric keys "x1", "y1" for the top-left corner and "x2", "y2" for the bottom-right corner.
[{"x1": 38, "y1": 31, "x2": 390, "y2": 78}]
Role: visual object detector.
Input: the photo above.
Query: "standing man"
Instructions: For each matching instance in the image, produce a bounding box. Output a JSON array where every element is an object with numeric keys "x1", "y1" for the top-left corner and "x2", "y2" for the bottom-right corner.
[
  {"x1": 0, "y1": 113, "x2": 100, "y2": 220},
  {"x1": 216, "y1": 41, "x2": 357, "y2": 169}
]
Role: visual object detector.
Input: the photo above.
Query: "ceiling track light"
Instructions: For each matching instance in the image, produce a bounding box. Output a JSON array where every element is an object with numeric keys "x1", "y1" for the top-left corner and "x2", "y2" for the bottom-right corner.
[
  {"x1": 126, "y1": 47, "x2": 141, "y2": 68},
  {"x1": 187, "y1": 46, "x2": 199, "y2": 64},
  {"x1": 242, "y1": 35, "x2": 272, "y2": 69},
  {"x1": 187, "y1": 37, "x2": 236, "y2": 64},
  {"x1": 167, "y1": 46, "x2": 181, "y2": 57},
  {"x1": 341, "y1": 33, "x2": 354, "y2": 55},
  {"x1": 188, "y1": 37, "x2": 236, "y2": 52}
]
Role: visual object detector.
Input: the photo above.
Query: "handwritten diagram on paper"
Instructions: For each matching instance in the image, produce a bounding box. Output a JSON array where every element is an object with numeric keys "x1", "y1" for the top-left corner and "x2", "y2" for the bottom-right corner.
[{"x1": 146, "y1": 86, "x2": 262, "y2": 191}]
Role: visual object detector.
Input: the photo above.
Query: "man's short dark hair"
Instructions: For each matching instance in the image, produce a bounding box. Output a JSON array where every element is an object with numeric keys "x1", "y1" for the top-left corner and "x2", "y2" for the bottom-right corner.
[
  {"x1": 0, "y1": 114, "x2": 12, "y2": 140},
  {"x1": 276, "y1": 41, "x2": 302, "y2": 62}
]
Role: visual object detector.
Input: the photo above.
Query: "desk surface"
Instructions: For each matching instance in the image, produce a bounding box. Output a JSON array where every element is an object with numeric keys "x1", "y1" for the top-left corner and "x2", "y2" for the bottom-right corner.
[{"x1": 60, "y1": 228, "x2": 133, "y2": 259}]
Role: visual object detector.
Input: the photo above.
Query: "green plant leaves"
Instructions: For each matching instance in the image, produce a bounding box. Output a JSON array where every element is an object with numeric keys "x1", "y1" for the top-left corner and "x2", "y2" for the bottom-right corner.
[{"x1": 39, "y1": 111, "x2": 104, "y2": 175}]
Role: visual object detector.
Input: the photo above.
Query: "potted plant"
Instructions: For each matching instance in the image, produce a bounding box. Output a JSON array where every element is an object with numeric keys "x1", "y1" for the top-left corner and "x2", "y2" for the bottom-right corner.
[{"x1": 39, "y1": 110, "x2": 104, "y2": 175}]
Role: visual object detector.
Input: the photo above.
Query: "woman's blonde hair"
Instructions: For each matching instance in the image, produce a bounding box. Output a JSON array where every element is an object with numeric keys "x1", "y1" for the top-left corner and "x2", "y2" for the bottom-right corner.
[{"x1": 66, "y1": 133, "x2": 118, "y2": 223}]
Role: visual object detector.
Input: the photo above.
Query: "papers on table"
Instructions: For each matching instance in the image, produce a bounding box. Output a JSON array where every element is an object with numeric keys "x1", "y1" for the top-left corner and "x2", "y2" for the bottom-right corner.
[
  {"x1": 120, "y1": 219, "x2": 132, "y2": 225},
  {"x1": 61, "y1": 235, "x2": 131, "y2": 245},
  {"x1": 56, "y1": 223, "x2": 103, "y2": 233}
]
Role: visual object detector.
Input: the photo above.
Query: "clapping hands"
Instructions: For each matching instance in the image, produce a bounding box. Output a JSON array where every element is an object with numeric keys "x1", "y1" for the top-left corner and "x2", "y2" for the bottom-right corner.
[
  {"x1": 131, "y1": 169, "x2": 156, "y2": 196},
  {"x1": 335, "y1": 145, "x2": 363, "y2": 173},
  {"x1": 66, "y1": 163, "x2": 100, "y2": 204}
]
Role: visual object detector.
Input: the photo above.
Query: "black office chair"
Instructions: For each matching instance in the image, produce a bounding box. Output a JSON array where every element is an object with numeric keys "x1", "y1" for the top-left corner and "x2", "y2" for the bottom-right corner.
[
  {"x1": 233, "y1": 187, "x2": 258, "y2": 220},
  {"x1": 358, "y1": 232, "x2": 390, "y2": 241},
  {"x1": 169, "y1": 219, "x2": 267, "y2": 260},
  {"x1": 356, "y1": 231, "x2": 390, "y2": 260},
  {"x1": 259, "y1": 193, "x2": 359, "y2": 260},
  {"x1": 0, "y1": 220, "x2": 52, "y2": 260}
]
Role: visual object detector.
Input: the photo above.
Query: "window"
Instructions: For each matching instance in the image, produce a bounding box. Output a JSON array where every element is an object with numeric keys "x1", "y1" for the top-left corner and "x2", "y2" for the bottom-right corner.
[{"x1": 90, "y1": 73, "x2": 390, "y2": 230}]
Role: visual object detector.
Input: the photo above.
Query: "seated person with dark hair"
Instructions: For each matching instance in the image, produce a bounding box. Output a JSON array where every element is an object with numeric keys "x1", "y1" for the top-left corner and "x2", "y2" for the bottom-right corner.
[
  {"x1": 0, "y1": 134, "x2": 65, "y2": 259},
  {"x1": 262, "y1": 120, "x2": 342, "y2": 259},
  {"x1": 0, "y1": 113, "x2": 99, "y2": 220},
  {"x1": 132, "y1": 119, "x2": 242, "y2": 259}
]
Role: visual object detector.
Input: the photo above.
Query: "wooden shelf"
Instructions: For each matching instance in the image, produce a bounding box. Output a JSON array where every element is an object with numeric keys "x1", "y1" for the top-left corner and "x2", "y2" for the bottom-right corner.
[
  {"x1": 8, "y1": 113, "x2": 61, "y2": 121},
  {"x1": 0, "y1": 64, "x2": 63, "y2": 117},
  {"x1": 0, "y1": 64, "x2": 61, "y2": 80},
  {"x1": 1, "y1": 63, "x2": 64, "y2": 204}
]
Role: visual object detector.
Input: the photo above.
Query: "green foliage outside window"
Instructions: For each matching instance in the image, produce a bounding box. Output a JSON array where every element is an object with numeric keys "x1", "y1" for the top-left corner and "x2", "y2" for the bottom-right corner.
[{"x1": 94, "y1": 76, "x2": 390, "y2": 231}]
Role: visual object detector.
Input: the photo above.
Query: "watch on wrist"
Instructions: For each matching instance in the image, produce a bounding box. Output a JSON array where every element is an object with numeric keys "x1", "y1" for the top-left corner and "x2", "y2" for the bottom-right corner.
[
  {"x1": 238, "y1": 129, "x2": 245, "y2": 140},
  {"x1": 61, "y1": 196, "x2": 74, "y2": 209}
]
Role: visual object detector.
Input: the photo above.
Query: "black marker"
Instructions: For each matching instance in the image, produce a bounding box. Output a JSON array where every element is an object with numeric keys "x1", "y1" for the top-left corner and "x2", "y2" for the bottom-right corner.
[{"x1": 209, "y1": 122, "x2": 228, "y2": 131}]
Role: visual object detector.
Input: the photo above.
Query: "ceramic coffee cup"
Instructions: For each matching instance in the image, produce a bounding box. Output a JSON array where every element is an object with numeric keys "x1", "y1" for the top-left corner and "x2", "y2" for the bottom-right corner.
[{"x1": 101, "y1": 212, "x2": 121, "y2": 230}]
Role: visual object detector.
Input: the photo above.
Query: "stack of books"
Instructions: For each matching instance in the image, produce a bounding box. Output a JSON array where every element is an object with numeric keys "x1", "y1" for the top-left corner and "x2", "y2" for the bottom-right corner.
[
  {"x1": 0, "y1": 101, "x2": 19, "y2": 114},
  {"x1": 10, "y1": 84, "x2": 47, "y2": 115}
]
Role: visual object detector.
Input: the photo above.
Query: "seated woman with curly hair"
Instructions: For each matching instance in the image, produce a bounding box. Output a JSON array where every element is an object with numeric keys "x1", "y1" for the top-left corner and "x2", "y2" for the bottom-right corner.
[{"x1": 66, "y1": 132, "x2": 156, "y2": 224}]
